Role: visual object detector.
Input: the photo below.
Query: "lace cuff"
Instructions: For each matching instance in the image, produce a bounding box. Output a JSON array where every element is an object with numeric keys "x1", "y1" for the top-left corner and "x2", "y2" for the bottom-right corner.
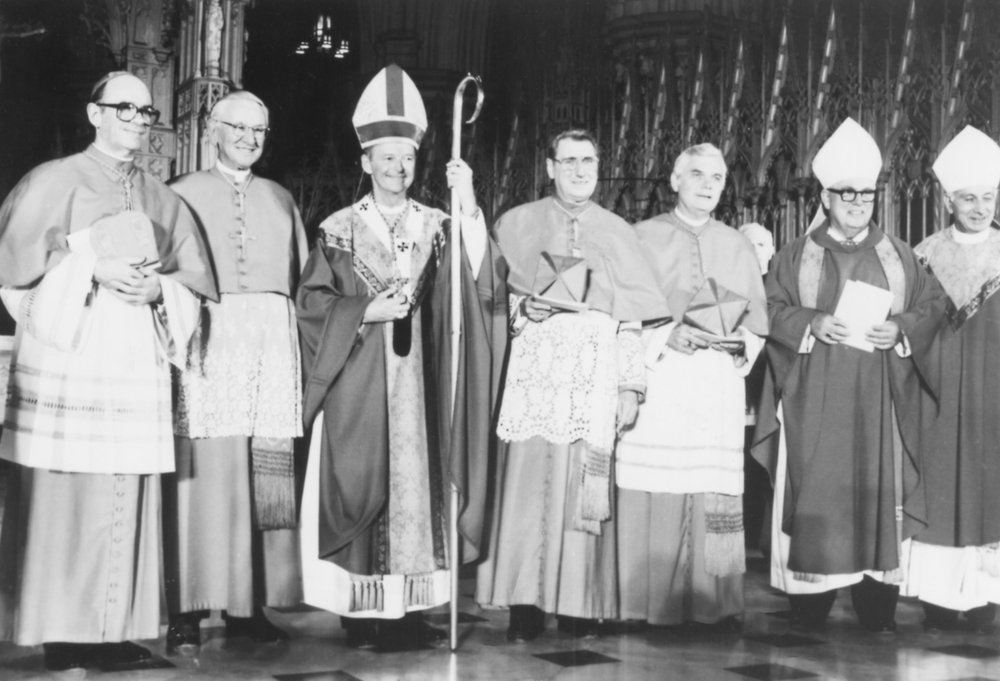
[
  {"x1": 617, "y1": 322, "x2": 645, "y2": 395},
  {"x1": 509, "y1": 293, "x2": 529, "y2": 337}
]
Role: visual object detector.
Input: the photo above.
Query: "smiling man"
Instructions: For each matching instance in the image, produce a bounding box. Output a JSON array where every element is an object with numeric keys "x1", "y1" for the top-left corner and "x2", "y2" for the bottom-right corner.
[
  {"x1": 902, "y1": 126, "x2": 1000, "y2": 630},
  {"x1": 164, "y1": 90, "x2": 307, "y2": 647},
  {"x1": 477, "y1": 129, "x2": 668, "y2": 641},
  {"x1": 0, "y1": 71, "x2": 215, "y2": 671},
  {"x1": 615, "y1": 144, "x2": 767, "y2": 629},
  {"x1": 295, "y1": 64, "x2": 506, "y2": 649},
  {"x1": 752, "y1": 118, "x2": 946, "y2": 632}
]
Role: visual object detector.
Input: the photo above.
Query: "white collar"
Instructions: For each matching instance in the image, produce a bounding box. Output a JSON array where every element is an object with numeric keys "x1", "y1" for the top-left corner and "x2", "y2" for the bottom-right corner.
[
  {"x1": 92, "y1": 141, "x2": 133, "y2": 162},
  {"x1": 216, "y1": 160, "x2": 251, "y2": 183},
  {"x1": 828, "y1": 225, "x2": 869, "y2": 243},
  {"x1": 951, "y1": 225, "x2": 992, "y2": 244},
  {"x1": 674, "y1": 206, "x2": 711, "y2": 228}
]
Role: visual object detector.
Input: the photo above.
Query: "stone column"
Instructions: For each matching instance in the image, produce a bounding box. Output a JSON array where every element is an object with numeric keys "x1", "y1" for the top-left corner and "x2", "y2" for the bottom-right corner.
[{"x1": 174, "y1": 0, "x2": 251, "y2": 174}]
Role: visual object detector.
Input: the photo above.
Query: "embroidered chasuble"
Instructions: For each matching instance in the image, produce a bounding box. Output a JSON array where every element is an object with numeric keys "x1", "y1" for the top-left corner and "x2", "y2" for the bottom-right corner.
[
  {"x1": 296, "y1": 196, "x2": 506, "y2": 616},
  {"x1": 899, "y1": 227, "x2": 1000, "y2": 611},
  {"x1": 752, "y1": 222, "x2": 945, "y2": 578}
]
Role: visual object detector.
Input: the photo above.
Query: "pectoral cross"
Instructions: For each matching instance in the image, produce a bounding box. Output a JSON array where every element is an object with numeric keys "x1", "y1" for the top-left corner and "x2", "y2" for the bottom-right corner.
[{"x1": 230, "y1": 224, "x2": 256, "y2": 260}]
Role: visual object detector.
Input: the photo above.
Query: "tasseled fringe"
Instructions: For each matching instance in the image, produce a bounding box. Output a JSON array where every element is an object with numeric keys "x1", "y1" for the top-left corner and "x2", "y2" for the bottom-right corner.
[
  {"x1": 405, "y1": 574, "x2": 435, "y2": 608},
  {"x1": 792, "y1": 572, "x2": 823, "y2": 583},
  {"x1": 978, "y1": 543, "x2": 1000, "y2": 578},
  {"x1": 704, "y1": 493, "x2": 745, "y2": 577},
  {"x1": 251, "y1": 437, "x2": 296, "y2": 530},
  {"x1": 349, "y1": 576, "x2": 385, "y2": 613},
  {"x1": 573, "y1": 445, "x2": 611, "y2": 536}
]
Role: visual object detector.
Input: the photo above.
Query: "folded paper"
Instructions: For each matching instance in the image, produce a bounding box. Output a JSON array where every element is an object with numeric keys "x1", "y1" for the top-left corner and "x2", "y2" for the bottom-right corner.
[
  {"x1": 531, "y1": 251, "x2": 588, "y2": 312},
  {"x1": 678, "y1": 278, "x2": 749, "y2": 337}
]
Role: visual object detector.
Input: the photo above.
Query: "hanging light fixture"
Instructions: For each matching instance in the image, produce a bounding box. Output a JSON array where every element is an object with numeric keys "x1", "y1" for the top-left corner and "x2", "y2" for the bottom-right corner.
[{"x1": 296, "y1": 12, "x2": 349, "y2": 57}]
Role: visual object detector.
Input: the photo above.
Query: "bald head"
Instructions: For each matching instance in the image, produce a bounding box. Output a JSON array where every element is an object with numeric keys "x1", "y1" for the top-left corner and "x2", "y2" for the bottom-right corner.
[
  {"x1": 211, "y1": 90, "x2": 270, "y2": 126},
  {"x1": 86, "y1": 72, "x2": 153, "y2": 158}
]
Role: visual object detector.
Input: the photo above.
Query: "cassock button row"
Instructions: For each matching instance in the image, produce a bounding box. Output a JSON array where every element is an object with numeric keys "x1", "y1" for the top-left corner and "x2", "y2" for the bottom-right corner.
[
  {"x1": 109, "y1": 598, "x2": 117, "y2": 604},
  {"x1": 116, "y1": 491, "x2": 124, "y2": 497}
]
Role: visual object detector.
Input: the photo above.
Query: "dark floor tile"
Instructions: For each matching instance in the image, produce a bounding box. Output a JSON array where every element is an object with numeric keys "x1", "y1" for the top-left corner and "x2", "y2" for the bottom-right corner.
[
  {"x1": 744, "y1": 633, "x2": 827, "y2": 648},
  {"x1": 372, "y1": 638, "x2": 435, "y2": 654},
  {"x1": 725, "y1": 663, "x2": 819, "y2": 680},
  {"x1": 95, "y1": 653, "x2": 175, "y2": 673},
  {"x1": 423, "y1": 612, "x2": 487, "y2": 625},
  {"x1": 927, "y1": 644, "x2": 1000, "y2": 659},
  {"x1": 274, "y1": 672, "x2": 364, "y2": 681},
  {"x1": 533, "y1": 650, "x2": 619, "y2": 667}
]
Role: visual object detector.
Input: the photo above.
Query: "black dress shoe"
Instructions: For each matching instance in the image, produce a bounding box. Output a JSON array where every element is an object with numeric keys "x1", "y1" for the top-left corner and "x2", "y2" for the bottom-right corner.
[
  {"x1": 224, "y1": 609, "x2": 291, "y2": 642},
  {"x1": 859, "y1": 619, "x2": 897, "y2": 633},
  {"x1": 556, "y1": 615, "x2": 600, "y2": 638},
  {"x1": 43, "y1": 642, "x2": 96, "y2": 671},
  {"x1": 402, "y1": 613, "x2": 447, "y2": 642},
  {"x1": 964, "y1": 603, "x2": 997, "y2": 631},
  {"x1": 507, "y1": 605, "x2": 545, "y2": 642},
  {"x1": 95, "y1": 641, "x2": 153, "y2": 666},
  {"x1": 922, "y1": 602, "x2": 961, "y2": 631},
  {"x1": 167, "y1": 612, "x2": 202, "y2": 647},
  {"x1": 343, "y1": 617, "x2": 379, "y2": 649}
]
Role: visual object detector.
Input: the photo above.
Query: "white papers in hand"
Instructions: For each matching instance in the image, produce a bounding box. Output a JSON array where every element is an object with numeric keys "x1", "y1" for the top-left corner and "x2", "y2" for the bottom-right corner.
[{"x1": 832, "y1": 279, "x2": 894, "y2": 352}]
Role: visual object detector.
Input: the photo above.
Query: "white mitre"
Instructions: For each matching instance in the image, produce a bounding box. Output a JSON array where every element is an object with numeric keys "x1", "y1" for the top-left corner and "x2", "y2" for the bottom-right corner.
[
  {"x1": 812, "y1": 117, "x2": 883, "y2": 188},
  {"x1": 352, "y1": 63, "x2": 427, "y2": 150},
  {"x1": 933, "y1": 126, "x2": 1000, "y2": 194}
]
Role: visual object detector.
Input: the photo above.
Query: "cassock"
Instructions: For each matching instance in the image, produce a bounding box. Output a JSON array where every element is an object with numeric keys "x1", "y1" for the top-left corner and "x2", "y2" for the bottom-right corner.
[
  {"x1": 752, "y1": 221, "x2": 944, "y2": 594},
  {"x1": 477, "y1": 196, "x2": 669, "y2": 620},
  {"x1": 296, "y1": 195, "x2": 506, "y2": 618},
  {"x1": 901, "y1": 226, "x2": 1000, "y2": 610},
  {"x1": 165, "y1": 164, "x2": 308, "y2": 617},
  {"x1": 615, "y1": 211, "x2": 767, "y2": 625},
  {"x1": 0, "y1": 146, "x2": 215, "y2": 645}
]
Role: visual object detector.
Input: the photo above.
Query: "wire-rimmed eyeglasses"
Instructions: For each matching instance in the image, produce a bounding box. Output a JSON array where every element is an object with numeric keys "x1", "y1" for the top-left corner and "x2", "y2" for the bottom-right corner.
[{"x1": 214, "y1": 119, "x2": 270, "y2": 140}]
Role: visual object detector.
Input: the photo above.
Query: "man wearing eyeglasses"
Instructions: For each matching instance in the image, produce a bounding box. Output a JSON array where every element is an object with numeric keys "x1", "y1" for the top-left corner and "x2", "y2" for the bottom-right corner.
[
  {"x1": 752, "y1": 118, "x2": 946, "y2": 632},
  {"x1": 163, "y1": 91, "x2": 307, "y2": 647},
  {"x1": 0, "y1": 71, "x2": 216, "y2": 670},
  {"x1": 478, "y1": 130, "x2": 668, "y2": 641}
]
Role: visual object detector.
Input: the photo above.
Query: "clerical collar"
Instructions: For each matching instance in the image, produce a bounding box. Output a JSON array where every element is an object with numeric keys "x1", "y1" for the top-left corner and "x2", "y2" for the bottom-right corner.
[
  {"x1": 827, "y1": 224, "x2": 869, "y2": 244},
  {"x1": 91, "y1": 141, "x2": 134, "y2": 164},
  {"x1": 673, "y1": 207, "x2": 710, "y2": 228},
  {"x1": 951, "y1": 225, "x2": 992, "y2": 244},
  {"x1": 553, "y1": 196, "x2": 593, "y2": 216},
  {"x1": 216, "y1": 160, "x2": 251, "y2": 184}
]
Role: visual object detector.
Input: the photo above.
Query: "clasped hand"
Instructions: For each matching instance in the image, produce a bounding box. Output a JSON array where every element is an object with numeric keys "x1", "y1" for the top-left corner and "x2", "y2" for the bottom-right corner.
[
  {"x1": 810, "y1": 313, "x2": 901, "y2": 350},
  {"x1": 93, "y1": 255, "x2": 161, "y2": 305},
  {"x1": 364, "y1": 287, "x2": 410, "y2": 323}
]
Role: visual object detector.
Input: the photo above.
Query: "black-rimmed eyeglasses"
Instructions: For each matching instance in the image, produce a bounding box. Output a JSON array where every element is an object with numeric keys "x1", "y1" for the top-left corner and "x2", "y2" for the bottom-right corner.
[
  {"x1": 94, "y1": 102, "x2": 160, "y2": 126},
  {"x1": 214, "y1": 119, "x2": 270, "y2": 140},
  {"x1": 826, "y1": 188, "x2": 876, "y2": 203}
]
